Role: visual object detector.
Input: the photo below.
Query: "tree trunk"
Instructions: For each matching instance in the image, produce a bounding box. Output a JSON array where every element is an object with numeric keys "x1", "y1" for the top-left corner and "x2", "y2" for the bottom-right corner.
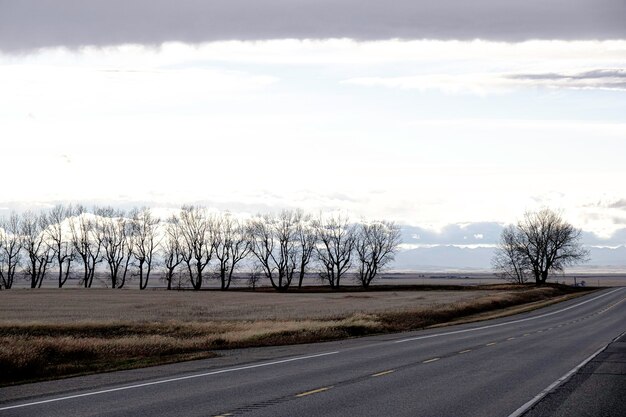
[
  {"x1": 298, "y1": 269, "x2": 305, "y2": 289},
  {"x1": 220, "y1": 269, "x2": 227, "y2": 290},
  {"x1": 58, "y1": 261, "x2": 64, "y2": 288}
]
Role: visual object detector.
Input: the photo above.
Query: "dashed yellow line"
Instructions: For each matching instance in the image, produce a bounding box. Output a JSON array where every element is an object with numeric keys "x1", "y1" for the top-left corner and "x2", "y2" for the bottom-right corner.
[
  {"x1": 371, "y1": 369, "x2": 395, "y2": 377},
  {"x1": 423, "y1": 358, "x2": 440, "y2": 364},
  {"x1": 295, "y1": 386, "x2": 333, "y2": 398}
]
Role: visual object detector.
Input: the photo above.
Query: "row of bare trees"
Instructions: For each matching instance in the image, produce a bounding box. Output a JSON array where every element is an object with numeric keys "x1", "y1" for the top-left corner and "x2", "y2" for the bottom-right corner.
[{"x1": 0, "y1": 205, "x2": 401, "y2": 290}]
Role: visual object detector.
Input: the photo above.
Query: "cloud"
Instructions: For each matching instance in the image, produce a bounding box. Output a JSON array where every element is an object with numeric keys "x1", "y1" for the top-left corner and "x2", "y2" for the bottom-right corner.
[
  {"x1": 344, "y1": 68, "x2": 626, "y2": 94},
  {"x1": 1, "y1": 0, "x2": 625, "y2": 53},
  {"x1": 508, "y1": 69, "x2": 626, "y2": 91},
  {"x1": 344, "y1": 73, "x2": 514, "y2": 95},
  {"x1": 399, "y1": 221, "x2": 626, "y2": 248},
  {"x1": 608, "y1": 199, "x2": 626, "y2": 209},
  {"x1": 583, "y1": 198, "x2": 626, "y2": 210},
  {"x1": 401, "y1": 222, "x2": 505, "y2": 246}
]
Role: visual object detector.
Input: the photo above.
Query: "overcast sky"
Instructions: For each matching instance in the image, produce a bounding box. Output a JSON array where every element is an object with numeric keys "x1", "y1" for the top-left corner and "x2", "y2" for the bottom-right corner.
[
  {"x1": 2, "y1": 0, "x2": 626, "y2": 51},
  {"x1": 1, "y1": 1, "x2": 625, "y2": 242}
]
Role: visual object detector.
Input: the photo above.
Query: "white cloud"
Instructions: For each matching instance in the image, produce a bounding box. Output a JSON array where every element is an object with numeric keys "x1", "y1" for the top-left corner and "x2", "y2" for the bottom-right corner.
[
  {"x1": 344, "y1": 69, "x2": 626, "y2": 94},
  {"x1": 5, "y1": 39, "x2": 626, "y2": 67},
  {"x1": 1, "y1": 40, "x2": 626, "y2": 237}
]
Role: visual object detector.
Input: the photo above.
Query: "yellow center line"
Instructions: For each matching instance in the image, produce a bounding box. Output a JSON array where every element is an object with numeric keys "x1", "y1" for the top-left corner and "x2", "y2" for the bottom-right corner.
[
  {"x1": 458, "y1": 349, "x2": 472, "y2": 354},
  {"x1": 371, "y1": 369, "x2": 395, "y2": 377},
  {"x1": 423, "y1": 358, "x2": 441, "y2": 364},
  {"x1": 295, "y1": 386, "x2": 333, "y2": 398}
]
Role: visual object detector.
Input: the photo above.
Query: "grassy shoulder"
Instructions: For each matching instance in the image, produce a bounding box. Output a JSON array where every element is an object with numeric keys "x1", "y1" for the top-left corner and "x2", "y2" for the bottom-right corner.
[{"x1": 0, "y1": 285, "x2": 592, "y2": 386}]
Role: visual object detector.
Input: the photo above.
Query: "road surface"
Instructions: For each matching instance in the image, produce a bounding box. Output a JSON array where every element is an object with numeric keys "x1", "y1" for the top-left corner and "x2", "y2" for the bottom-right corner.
[
  {"x1": 1, "y1": 287, "x2": 624, "y2": 417},
  {"x1": 523, "y1": 331, "x2": 626, "y2": 417}
]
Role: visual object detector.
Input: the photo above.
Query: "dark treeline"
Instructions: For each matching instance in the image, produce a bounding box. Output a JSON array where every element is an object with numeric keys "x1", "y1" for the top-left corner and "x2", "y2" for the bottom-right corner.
[{"x1": 0, "y1": 205, "x2": 401, "y2": 291}]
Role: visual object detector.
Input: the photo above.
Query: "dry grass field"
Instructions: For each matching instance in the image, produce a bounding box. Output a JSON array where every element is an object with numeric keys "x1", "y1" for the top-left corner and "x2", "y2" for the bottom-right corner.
[
  {"x1": 0, "y1": 285, "x2": 591, "y2": 385},
  {"x1": 0, "y1": 287, "x2": 494, "y2": 323}
]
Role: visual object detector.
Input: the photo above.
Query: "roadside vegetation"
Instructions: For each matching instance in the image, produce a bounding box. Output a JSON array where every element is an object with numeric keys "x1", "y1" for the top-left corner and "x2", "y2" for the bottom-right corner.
[{"x1": 0, "y1": 284, "x2": 591, "y2": 386}]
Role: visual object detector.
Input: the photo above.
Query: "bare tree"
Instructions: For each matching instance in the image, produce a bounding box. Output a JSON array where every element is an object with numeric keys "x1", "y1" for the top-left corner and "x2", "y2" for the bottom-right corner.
[
  {"x1": 247, "y1": 265, "x2": 263, "y2": 290},
  {"x1": 96, "y1": 208, "x2": 133, "y2": 289},
  {"x1": 354, "y1": 220, "x2": 401, "y2": 288},
  {"x1": 130, "y1": 208, "x2": 160, "y2": 290},
  {"x1": 21, "y1": 211, "x2": 55, "y2": 288},
  {"x1": 213, "y1": 213, "x2": 251, "y2": 290},
  {"x1": 493, "y1": 209, "x2": 589, "y2": 285},
  {"x1": 295, "y1": 210, "x2": 317, "y2": 289},
  {"x1": 178, "y1": 205, "x2": 215, "y2": 290},
  {"x1": 492, "y1": 225, "x2": 530, "y2": 284},
  {"x1": 162, "y1": 215, "x2": 183, "y2": 291},
  {"x1": 315, "y1": 214, "x2": 356, "y2": 289},
  {"x1": 0, "y1": 213, "x2": 23, "y2": 289},
  {"x1": 248, "y1": 211, "x2": 298, "y2": 291},
  {"x1": 45, "y1": 204, "x2": 76, "y2": 288},
  {"x1": 70, "y1": 206, "x2": 103, "y2": 288}
]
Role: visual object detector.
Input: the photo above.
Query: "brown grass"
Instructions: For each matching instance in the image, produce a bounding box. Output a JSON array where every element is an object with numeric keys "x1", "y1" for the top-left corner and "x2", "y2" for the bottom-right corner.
[
  {"x1": 0, "y1": 285, "x2": 590, "y2": 385},
  {"x1": 0, "y1": 286, "x2": 493, "y2": 323}
]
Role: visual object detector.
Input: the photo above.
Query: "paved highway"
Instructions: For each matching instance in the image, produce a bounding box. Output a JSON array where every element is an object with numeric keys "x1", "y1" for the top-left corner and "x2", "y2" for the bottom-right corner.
[{"x1": 1, "y1": 287, "x2": 624, "y2": 417}]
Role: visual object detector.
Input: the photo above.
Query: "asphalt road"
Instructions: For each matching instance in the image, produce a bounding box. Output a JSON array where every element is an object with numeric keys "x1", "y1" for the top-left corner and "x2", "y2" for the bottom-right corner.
[
  {"x1": 523, "y1": 332, "x2": 626, "y2": 417},
  {"x1": 1, "y1": 287, "x2": 625, "y2": 417}
]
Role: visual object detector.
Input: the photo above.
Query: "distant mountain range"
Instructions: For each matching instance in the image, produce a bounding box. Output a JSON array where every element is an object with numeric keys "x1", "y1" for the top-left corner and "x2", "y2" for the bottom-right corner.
[{"x1": 394, "y1": 245, "x2": 626, "y2": 271}]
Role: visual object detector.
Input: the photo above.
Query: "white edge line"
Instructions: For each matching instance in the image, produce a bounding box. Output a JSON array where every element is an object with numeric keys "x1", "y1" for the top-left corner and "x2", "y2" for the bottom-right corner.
[
  {"x1": 394, "y1": 288, "x2": 623, "y2": 344},
  {"x1": 0, "y1": 351, "x2": 339, "y2": 412},
  {"x1": 506, "y1": 329, "x2": 626, "y2": 417}
]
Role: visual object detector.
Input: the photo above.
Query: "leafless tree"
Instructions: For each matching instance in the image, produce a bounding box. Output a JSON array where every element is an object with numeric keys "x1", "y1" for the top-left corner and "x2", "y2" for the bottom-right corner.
[
  {"x1": 492, "y1": 225, "x2": 531, "y2": 284},
  {"x1": 178, "y1": 205, "x2": 215, "y2": 290},
  {"x1": 45, "y1": 204, "x2": 76, "y2": 288},
  {"x1": 315, "y1": 214, "x2": 356, "y2": 289},
  {"x1": 213, "y1": 213, "x2": 251, "y2": 290},
  {"x1": 130, "y1": 208, "x2": 160, "y2": 290},
  {"x1": 294, "y1": 210, "x2": 317, "y2": 289},
  {"x1": 162, "y1": 215, "x2": 184, "y2": 290},
  {"x1": 248, "y1": 211, "x2": 298, "y2": 291},
  {"x1": 96, "y1": 208, "x2": 133, "y2": 289},
  {"x1": 21, "y1": 211, "x2": 55, "y2": 288},
  {"x1": 493, "y1": 209, "x2": 589, "y2": 285},
  {"x1": 0, "y1": 213, "x2": 23, "y2": 289},
  {"x1": 70, "y1": 206, "x2": 103, "y2": 288},
  {"x1": 247, "y1": 265, "x2": 263, "y2": 290},
  {"x1": 354, "y1": 220, "x2": 401, "y2": 288}
]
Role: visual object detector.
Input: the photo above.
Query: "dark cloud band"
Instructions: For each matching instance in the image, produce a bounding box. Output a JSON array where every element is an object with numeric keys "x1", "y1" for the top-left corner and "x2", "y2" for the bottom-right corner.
[
  {"x1": 507, "y1": 69, "x2": 626, "y2": 90},
  {"x1": 1, "y1": 0, "x2": 625, "y2": 53}
]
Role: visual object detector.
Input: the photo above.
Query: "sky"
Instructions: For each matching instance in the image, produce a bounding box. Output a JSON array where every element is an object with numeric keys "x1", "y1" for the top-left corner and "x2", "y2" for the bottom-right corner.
[{"x1": 1, "y1": 1, "x2": 626, "y2": 246}]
